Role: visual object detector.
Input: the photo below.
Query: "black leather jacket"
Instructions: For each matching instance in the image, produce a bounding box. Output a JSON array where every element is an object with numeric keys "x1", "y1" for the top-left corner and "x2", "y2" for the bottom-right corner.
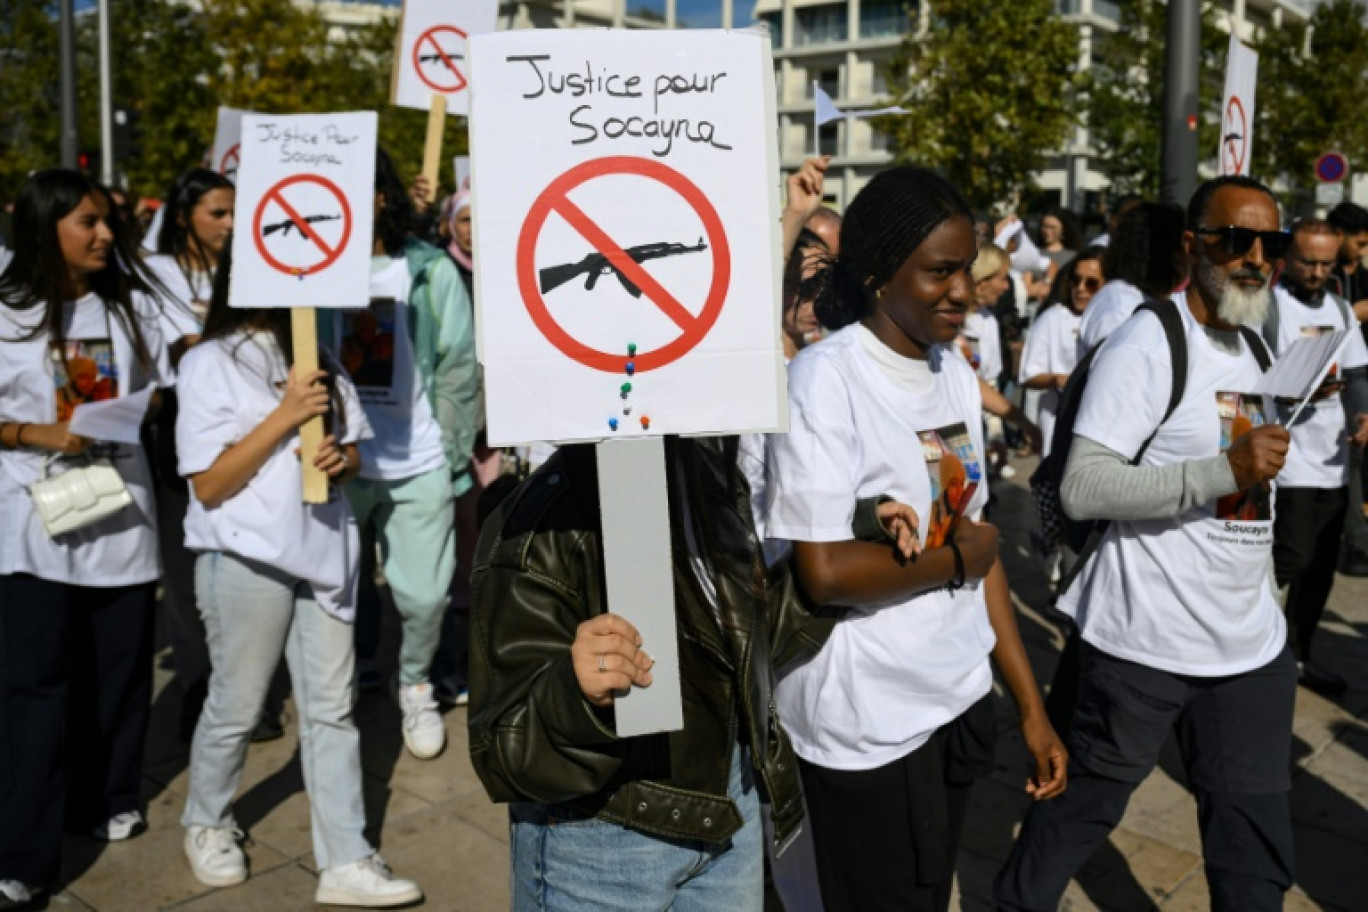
[{"x1": 467, "y1": 437, "x2": 826, "y2": 854}]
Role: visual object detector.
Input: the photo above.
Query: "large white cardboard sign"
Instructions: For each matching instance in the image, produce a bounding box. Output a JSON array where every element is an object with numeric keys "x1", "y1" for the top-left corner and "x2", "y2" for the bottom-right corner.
[
  {"x1": 229, "y1": 113, "x2": 377, "y2": 309},
  {"x1": 469, "y1": 28, "x2": 786, "y2": 447},
  {"x1": 210, "y1": 106, "x2": 257, "y2": 182},
  {"x1": 1219, "y1": 36, "x2": 1258, "y2": 177},
  {"x1": 392, "y1": 0, "x2": 499, "y2": 116}
]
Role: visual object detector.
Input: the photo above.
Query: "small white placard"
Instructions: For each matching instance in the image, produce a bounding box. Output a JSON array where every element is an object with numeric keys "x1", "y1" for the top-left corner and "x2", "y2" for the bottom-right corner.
[
  {"x1": 1218, "y1": 36, "x2": 1259, "y2": 177},
  {"x1": 228, "y1": 113, "x2": 377, "y2": 309},
  {"x1": 391, "y1": 0, "x2": 499, "y2": 116},
  {"x1": 210, "y1": 106, "x2": 257, "y2": 182}
]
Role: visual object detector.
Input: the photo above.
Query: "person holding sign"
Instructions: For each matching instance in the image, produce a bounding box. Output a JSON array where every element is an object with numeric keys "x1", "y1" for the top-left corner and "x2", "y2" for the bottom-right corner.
[
  {"x1": 1264, "y1": 219, "x2": 1368, "y2": 697},
  {"x1": 997, "y1": 176, "x2": 1297, "y2": 912},
  {"x1": 329, "y1": 148, "x2": 480, "y2": 760},
  {"x1": 143, "y1": 166, "x2": 237, "y2": 741},
  {"x1": 175, "y1": 253, "x2": 423, "y2": 907},
  {"x1": 0, "y1": 170, "x2": 170, "y2": 908},
  {"x1": 761, "y1": 168, "x2": 1066, "y2": 912}
]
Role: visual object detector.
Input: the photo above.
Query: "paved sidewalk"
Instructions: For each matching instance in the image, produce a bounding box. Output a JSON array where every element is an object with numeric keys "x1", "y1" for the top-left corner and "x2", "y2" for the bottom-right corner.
[{"x1": 43, "y1": 468, "x2": 1368, "y2": 911}]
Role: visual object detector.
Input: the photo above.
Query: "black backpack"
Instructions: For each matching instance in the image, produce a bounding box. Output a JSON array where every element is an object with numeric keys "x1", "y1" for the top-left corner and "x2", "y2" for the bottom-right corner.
[{"x1": 1029, "y1": 297, "x2": 1271, "y2": 595}]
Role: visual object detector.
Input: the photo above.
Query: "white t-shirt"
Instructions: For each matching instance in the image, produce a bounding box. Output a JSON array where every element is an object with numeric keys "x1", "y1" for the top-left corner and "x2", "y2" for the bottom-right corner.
[
  {"x1": 143, "y1": 253, "x2": 211, "y2": 349},
  {"x1": 765, "y1": 325, "x2": 995, "y2": 771},
  {"x1": 334, "y1": 256, "x2": 446, "y2": 481},
  {"x1": 176, "y1": 331, "x2": 372, "y2": 621},
  {"x1": 1018, "y1": 304, "x2": 1083, "y2": 458},
  {"x1": 1269, "y1": 284, "x2": 1368, "y2": 489},
  {"x1": 0, "y1": 292, "x2": 169, "y2": 585},
  {"x1": 1059, "y1": 302, "x2": 1286, "y2": 676},
  {"x1": 959, "y1": 309, "x2": 1003, "y2": 383},
  {"x1": 1077, "y1": 280, "x2": 1145, "y2": 357}
]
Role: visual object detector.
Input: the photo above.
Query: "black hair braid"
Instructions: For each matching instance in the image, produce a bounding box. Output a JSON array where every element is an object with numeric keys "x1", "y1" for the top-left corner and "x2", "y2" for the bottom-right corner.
[{"x1": 811, "y1": 167, "x2": 972, "y2": 331}]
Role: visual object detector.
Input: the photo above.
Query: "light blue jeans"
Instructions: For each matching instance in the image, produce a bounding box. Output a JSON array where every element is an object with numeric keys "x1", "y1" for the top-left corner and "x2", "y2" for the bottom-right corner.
[
  {"x1": 509, "y1": 746, "x2": 763, "y2": 911},
  {"x1": 183, "y1": 552, "x2": 371, "y2": 870}
]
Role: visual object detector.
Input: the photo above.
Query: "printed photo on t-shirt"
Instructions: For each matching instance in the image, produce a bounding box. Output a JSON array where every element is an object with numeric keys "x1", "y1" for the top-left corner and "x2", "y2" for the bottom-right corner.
[
  {"x1": 957, "y1": 333, "x2": 982, "y2": 371},
  {"x1": 919, "y1": 422, "x2": 982, "y2": 548},
  {"x1": 1301, "y1": 325, "x2": 1340, "y2": 379},
  {"x1": 52, "y1": 339, "x2": 117, "y2": 422},
  {"x1": 339, "y1": 299, "x2": 397, "y2": 405},
  {"x1": 1215, "y1": 391, "x2": 1271, "y2": 521}
]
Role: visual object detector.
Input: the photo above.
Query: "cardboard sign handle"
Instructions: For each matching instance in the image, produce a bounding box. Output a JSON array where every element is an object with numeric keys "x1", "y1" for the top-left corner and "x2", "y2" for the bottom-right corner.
[
  {"x1": 421, "y1": 94, "x2": 447, "y2": 193},
  {"x1": 291, "y1": 307, "x2": 330, "y2": 505}
]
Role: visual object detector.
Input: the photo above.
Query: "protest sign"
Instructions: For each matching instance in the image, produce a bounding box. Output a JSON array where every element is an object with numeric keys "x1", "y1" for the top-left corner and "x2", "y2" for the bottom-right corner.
[
  {"x1": 229, "y1": 112, "x2": 377, "y2": 502},
  {"x1": 1219, "y1": 36, "x2": 1258, "y2": 177},
  {"x1": 468, "y1": 28, "x2": 784, "y2": 737},
  {"x1": 391, "y1": 0, "x2": 498, "y2": 117},
  {"x1": 210, "y1": 106, "x2": 257, "y2": 181}
]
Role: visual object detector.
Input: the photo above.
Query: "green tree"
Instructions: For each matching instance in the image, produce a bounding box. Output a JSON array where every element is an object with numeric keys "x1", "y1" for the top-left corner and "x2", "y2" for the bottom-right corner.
[
  {"x1": 878, "y1": 0, "x2": 1080, "y2": 210},
  {"x1": 0, "y1": 0, "x2": 62, "y2": 203},
  {"x1": 1084, "y1": 0, "x2": 1227, "y2": 197},
  {"x1": 1254, "y1": 0, "x2": 1368, "y2": 193}
]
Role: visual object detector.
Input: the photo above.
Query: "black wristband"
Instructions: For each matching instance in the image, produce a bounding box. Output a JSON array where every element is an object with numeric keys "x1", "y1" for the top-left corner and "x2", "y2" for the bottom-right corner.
[{"x1": 946, "y1": 538, "x2": 966, "y2": 591}]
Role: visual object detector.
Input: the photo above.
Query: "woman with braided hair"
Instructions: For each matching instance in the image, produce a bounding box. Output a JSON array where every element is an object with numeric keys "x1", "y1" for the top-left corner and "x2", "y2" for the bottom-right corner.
[{"x1": 761, "y1": 167, "x2": 1067, "y2": 911}]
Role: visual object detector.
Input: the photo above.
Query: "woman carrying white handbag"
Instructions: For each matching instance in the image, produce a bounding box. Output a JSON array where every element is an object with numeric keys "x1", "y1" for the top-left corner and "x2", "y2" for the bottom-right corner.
[{"x1": 0, "y1": 169, "x2": 169, "y2": 909}]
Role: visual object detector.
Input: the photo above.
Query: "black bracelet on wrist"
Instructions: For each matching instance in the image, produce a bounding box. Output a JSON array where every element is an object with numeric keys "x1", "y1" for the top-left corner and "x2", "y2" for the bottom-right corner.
[{"x1": 946, "y1": 538, "x2": 966, "y2": 592}]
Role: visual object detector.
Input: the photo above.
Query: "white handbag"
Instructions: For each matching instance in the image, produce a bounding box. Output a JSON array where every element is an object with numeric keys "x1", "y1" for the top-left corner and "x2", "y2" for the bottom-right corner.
[{"x1": 29, "y1": 453, "x2": 133, "y2": 537}]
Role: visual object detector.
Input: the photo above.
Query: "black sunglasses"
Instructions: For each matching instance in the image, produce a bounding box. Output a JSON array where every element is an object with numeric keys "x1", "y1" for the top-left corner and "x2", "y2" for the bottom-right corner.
[
  {"x1": 1195, "y1": 226, "x2": 1292, "y2": 259},
  {"x1": 1070, "y1": 274, "x2": 1102, "y2": 293}
]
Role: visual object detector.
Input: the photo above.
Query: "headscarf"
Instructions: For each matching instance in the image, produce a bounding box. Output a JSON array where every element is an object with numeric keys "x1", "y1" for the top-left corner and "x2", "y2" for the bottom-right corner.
[{"x1": 444, "y1": 189, "x2": 472, "y2": 271}]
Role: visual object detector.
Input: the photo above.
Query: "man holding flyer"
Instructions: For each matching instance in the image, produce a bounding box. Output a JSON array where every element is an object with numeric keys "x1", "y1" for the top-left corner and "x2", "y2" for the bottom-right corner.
[{"x1": 997, "y1": 176, "x2": 1299, "y2": 912}]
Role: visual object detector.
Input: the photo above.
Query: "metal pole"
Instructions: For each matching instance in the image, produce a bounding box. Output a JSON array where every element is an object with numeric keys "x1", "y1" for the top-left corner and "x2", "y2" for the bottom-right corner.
[
  {"x1": 1160, "y1": 0, "x2": 1201, "y2": 206},
  {"x1": 58, "y1": 0, "x2": 79, "y2": 169},
  {"x1": 99, "y1": 0, "x2": 114, "y2": 185}
]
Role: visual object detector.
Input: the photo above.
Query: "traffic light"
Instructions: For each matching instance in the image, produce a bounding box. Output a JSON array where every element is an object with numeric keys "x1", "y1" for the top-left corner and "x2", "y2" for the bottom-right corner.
[
  {"x1": 77, "y1": 149, "x2": 100, "y2": 175},
  {"x1": 113, "y1": 108, "x2": 143, "y2": 164}
]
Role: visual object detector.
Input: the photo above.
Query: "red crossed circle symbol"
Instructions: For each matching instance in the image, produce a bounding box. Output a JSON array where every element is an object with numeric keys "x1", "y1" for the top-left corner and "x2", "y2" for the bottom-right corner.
[
  {"x1": 1223, "y1": 96, "x2": 1247, "y2": 175},
  {"x1": 219, "y1": 143, "x2": 240, "y2": 178},
  {"x1": 251, "y1": 174, "x2": 353, "y2": 277},
  {"x1": 516, "y1": 156, "x2": 731, "y2": 374},
  {"x1": 414, "y1": 26, "x2": 469, "y2": 94}
]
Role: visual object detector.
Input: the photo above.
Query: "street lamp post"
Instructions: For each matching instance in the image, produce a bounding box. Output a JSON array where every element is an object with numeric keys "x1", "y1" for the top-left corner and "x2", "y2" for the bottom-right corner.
[
  {"x1": 59, "y1": 0, "x2": 79, "y2": 169},
  {"x1": 1160, "y1": 0, "x2": 1201, "y2": 206}
]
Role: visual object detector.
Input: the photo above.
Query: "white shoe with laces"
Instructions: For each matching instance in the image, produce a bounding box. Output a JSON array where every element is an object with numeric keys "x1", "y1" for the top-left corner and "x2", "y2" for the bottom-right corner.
[
  {"x1": 315, "y1": 854, "x2": 422, "y2": 907},
  {"x1": 184, "y1": 825, "x2": 248, "y2": 887},
  {"x1": 92, "y1": 810, "x2": 146, "y2": 841},
  {"x1": 397, "y1": 682, "x2": 446, "y2": 760}
]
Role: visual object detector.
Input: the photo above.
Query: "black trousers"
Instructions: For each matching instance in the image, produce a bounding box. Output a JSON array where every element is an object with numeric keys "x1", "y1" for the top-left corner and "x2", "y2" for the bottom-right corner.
[
  {"x1": 995, "y1": 642, "x2": 1297, "y2": 912},
  {"x1": 1341, "y1": 445, "x2": 1368, "y2": 568},
  {"x1": 1274, "y1": 485, "x2": 1348, "y2": 662},
  {"x1": 798, "y1": 695, "x2": 995, "y2": 912},
  {"x1": 0, "y1": 574, "x2": 155, "y2": 885}
]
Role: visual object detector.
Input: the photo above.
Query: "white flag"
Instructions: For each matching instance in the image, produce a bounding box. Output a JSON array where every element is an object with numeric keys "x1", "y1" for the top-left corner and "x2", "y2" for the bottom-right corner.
[{"x1": 813, "y1": 83, "x2": 907, "y2": 126}]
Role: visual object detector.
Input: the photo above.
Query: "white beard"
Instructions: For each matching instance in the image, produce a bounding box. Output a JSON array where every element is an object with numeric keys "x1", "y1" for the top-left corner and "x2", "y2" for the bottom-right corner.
[{"x1": 1217, "y1": 281, "x2": 1271, "y2": 327}]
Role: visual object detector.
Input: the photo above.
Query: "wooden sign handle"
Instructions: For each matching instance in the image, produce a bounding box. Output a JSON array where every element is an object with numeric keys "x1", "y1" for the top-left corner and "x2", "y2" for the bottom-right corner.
[
  {"x1": 421, "y1": 94, "x2": 447, "y2": 195},
  {"x1": 291, "y1": 307, "x2": 330, "y2": 505}
]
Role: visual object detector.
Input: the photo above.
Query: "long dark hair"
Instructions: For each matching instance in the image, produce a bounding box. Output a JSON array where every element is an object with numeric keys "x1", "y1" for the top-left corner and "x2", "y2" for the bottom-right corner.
[
  {"x1": 375, "y1": 147, "x2": 415, "y2": 258},
  {"x1": 1042, "y1": 245, "x2": 1105, "y2": 314},
  {"x1": 200, "y1": 240, "x2": 345, "y2": 430},
  {"x1": 1039, "y1": 207, "x2": 1082, "y2": 252},
  {"x1": 811, "y1": 167, "x2": 973, "y2": 330},
  {"x1": 0, "y1": 169, "x2": 155, "y2": 370},
  {"x1": 1101, "y1": 202, "x2": 1186, "y2": 298},
  {"x1": 156, "y1": 167, "x2": 234, "y2": 281}
]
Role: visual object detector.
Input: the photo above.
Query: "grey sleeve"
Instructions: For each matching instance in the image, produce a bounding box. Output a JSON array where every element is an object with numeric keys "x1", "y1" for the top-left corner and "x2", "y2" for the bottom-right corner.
[
  {"x1": 1343, "y1": 367, "x2": 1368, "y2": 422},
  {"x1": 1059, "y1": 436, "x2": 1240, "y2": 522}
]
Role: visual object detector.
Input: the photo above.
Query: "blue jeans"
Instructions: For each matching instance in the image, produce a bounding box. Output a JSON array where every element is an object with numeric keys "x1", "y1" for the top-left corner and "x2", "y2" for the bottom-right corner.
[
  {"x1": 509, "y1": 747, "x2": 763, "y2": 911},
  {"x1": 183, "y1": 552, "x2": 371, "y2": 870}
]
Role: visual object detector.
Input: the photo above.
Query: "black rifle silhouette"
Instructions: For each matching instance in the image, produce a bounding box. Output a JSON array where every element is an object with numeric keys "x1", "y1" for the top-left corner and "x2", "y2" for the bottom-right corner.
[
  {"x1": 539, "y1": 238, "x2": 708, "y2": 297},
  {"x1": 419, "y1": 52, "x2": 464, "y2": 67},
  {"x1": 261, "y1": 214, "x2": 341, "y2": 238}
]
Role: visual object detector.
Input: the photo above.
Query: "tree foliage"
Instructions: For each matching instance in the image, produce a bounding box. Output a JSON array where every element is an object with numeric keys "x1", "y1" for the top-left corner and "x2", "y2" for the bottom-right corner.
[
  {"x1": 0, "y1": 0, "x2": 468, "y2": 204},
  {"x1": 1083, "y1": 0, "x2": 1227, "y2": 196},
  {"x1": 878, "y1": 0, "x2": 1080, "y2": 211},
  {"x1": 1254, "y1": 0, "x2": 1368, "y2": 192}
]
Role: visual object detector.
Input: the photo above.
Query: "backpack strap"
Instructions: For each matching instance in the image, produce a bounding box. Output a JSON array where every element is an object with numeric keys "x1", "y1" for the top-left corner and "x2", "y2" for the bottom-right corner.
[
  {"x1": 1055, "y1": 298, "x2": 1188, "y2": 595},
  {"x1": 1236, "y1": 324, "x2": 1272, "y2": 372}
]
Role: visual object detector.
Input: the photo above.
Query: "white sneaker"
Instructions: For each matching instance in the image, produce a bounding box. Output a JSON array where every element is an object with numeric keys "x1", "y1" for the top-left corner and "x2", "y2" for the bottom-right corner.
[
  {"x1": 0, "y1": 880, "x2": 34, "y2": 908},
  {"x1": 184, "y1": 825, "x2": 248, "y2": 887},
  {"x1": 92, "y1": 810, "x2": 146, "y2": 841},
  {"x1": 315, "y1": 854, "x2": 422, "y2": 908},
  {"x1": 397, "y1": 682, "x2": 446, "y2": 760}
]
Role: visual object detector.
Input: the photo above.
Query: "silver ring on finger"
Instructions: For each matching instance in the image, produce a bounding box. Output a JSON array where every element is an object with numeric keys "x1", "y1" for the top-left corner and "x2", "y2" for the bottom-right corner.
[{"x1": 597, "y1": 653, "x2": 606, "y2": 674}]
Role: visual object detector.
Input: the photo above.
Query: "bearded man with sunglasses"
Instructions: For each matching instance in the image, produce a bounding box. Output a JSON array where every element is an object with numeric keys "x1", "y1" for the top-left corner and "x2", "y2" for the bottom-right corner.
[{"x1": 996, "y1": 175, "x2": 1299, "y2": 912}]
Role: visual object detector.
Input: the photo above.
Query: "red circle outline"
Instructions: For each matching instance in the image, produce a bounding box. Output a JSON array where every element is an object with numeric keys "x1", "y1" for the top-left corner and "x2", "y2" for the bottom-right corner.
[
  {"x1": 515, "y1": 156, "x2": 731, "y2": 374},
  {"x1": 251, "y1": 174, "x2": 353, "y2": 277},
  {"x1": 413, "y1": 26, "x2": 469, "y2": 94},
  {"x1": 219, "y1": 143, "x2": 240, "y2": 177},
  {"x1": 1224, "y1": 96, "x2": 1247, "y2": 175},
  {"x1": 1316, "y1": 152, "x2": 1347, "y2": 183}
]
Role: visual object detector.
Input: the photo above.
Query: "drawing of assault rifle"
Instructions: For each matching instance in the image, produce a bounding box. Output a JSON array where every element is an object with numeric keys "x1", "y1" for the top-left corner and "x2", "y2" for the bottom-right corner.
[
  {"x1": 539, "y1": 238, "x2": 708, "y2": 297},
  {"x1": 261, "y1": 214, "x2": 342, "y2": 239},
  {"x1": 418, "y1": 52, "x2": 464, "y2": 66}
]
